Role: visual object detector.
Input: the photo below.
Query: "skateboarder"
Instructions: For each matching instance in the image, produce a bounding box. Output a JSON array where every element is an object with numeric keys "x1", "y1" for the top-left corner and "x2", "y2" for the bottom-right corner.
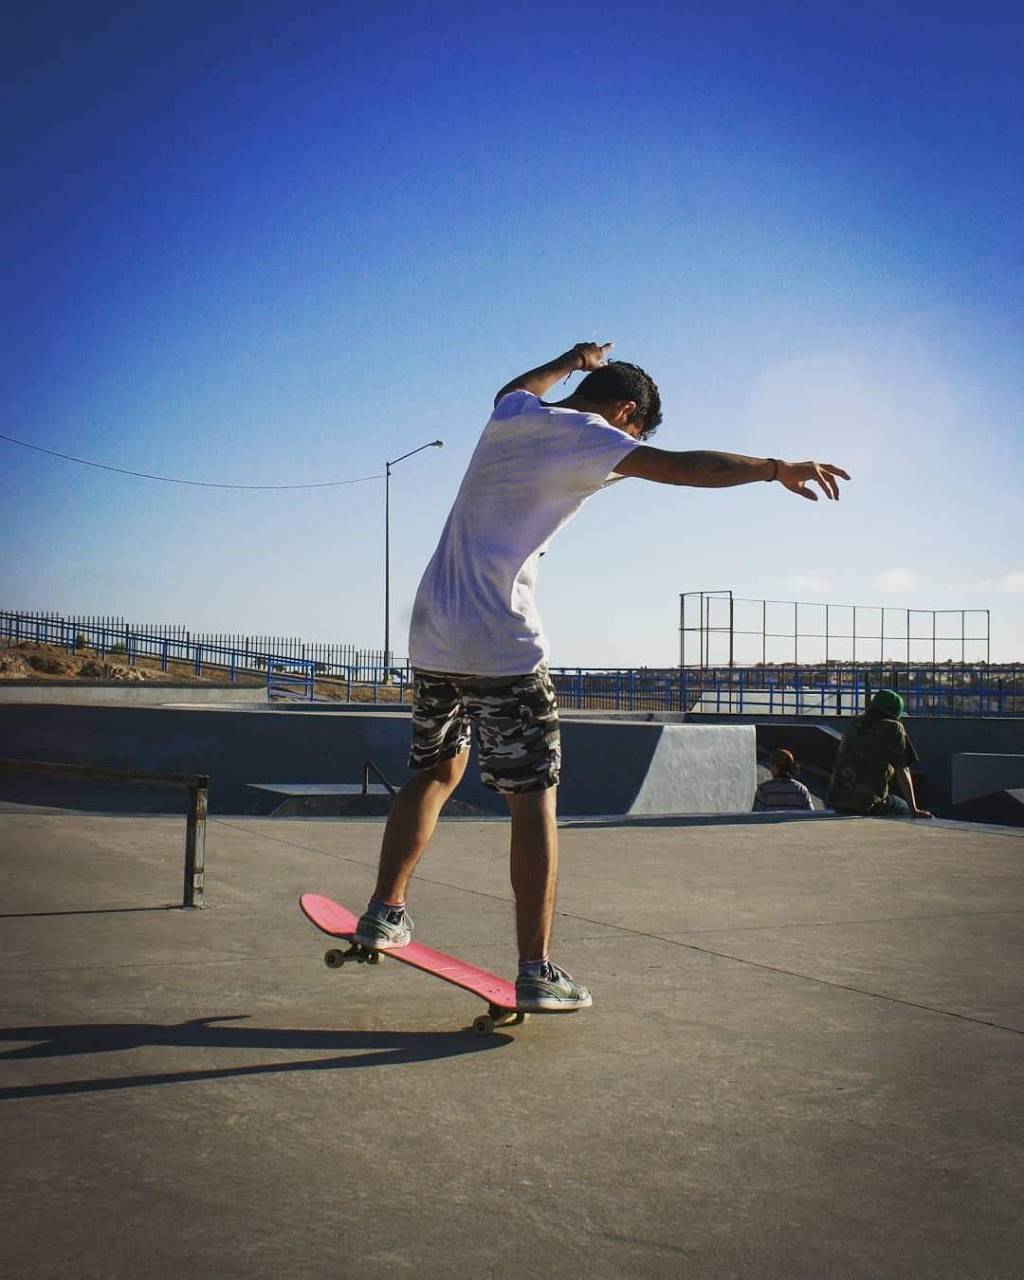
[{"x1": 355, "y1": 341, "x2": 850, "y2": 1012}]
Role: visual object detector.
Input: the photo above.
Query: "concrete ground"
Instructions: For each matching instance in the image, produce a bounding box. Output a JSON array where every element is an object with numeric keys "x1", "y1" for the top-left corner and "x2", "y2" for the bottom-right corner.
[{"x1": 1, "y1": 809, "x2": 1022, "y2": 1279}]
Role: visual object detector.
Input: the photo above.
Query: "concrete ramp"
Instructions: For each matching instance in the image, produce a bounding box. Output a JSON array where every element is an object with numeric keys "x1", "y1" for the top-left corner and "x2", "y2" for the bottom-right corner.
[
  {"x1": 557, "y1": 720, "x2": 755, "y2": 816},
  {"x1": 0, "y1": 704, "x2": 756, "y2": 819}
]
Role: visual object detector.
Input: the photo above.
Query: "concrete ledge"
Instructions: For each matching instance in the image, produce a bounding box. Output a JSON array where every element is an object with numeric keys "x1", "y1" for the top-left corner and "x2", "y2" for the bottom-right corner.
[
  {"x1": 562, "y1": 809, "x2": 842, "y2": 829},
  {"x1": 0, "y1": 682, "x2": 265, "y2": 705}
]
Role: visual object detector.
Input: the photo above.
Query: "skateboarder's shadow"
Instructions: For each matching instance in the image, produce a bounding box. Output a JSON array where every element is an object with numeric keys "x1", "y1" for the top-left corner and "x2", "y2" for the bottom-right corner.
[{"x1": 0, "y1": 1014, "x2": 511, "y2": 1100}]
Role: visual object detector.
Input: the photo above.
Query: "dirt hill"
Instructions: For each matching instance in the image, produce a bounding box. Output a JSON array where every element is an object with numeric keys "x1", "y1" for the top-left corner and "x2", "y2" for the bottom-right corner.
[{"x1": 0, "y1": 640, "x2": 408, "y2": 702}]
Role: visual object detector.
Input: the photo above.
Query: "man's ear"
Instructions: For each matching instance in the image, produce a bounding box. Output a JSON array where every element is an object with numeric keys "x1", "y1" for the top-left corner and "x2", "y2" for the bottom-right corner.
[{"x1": 616, "y1": 400, "x2": 639, "y2": 428}]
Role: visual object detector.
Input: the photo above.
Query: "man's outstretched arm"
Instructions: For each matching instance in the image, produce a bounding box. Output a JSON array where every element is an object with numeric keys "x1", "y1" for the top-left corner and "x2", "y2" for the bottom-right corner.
[
  {"x1": 494, "y1": 342, "x2": 612, "y2": 405},
  {"x1": 892, "y1": 766, "x2": 932, "y2": 818},
  {"x1": 613, "y1": 447, "x2": 851, "y2": 502}
]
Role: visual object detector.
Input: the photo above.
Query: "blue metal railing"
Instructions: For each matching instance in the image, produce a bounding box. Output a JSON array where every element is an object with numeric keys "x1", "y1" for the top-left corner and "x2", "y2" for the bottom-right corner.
[
  {"x1": 0, "y1": 609, "x2": 411, "y2": 703},
  {"x1": 548, "y1": 665, "x2": 1023, "y2": 718}
]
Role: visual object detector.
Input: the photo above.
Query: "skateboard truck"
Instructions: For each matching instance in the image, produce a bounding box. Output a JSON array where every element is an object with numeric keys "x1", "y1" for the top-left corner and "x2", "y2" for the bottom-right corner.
[
  {"x1": 472, "y1": 1006, "x2": 528, "y2": 1034},
  {"x1": 323, "y1": 944, "x2": 381, "y2": 968}
]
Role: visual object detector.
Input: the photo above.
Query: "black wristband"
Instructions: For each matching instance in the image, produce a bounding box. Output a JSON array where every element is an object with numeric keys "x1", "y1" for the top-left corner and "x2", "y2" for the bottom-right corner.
[{"x1": 766, "y1": 458, "x2": 779, "y2": 482}]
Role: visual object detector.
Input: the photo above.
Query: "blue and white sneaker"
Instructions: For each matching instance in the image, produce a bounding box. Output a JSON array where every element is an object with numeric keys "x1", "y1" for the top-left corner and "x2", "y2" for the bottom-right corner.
[
  {"x1": 353, "y1": 902, "x2": 413, "y2": 950},
  {"x1": 515, "y1": 961, "x2": 593, "y2": 1012}
]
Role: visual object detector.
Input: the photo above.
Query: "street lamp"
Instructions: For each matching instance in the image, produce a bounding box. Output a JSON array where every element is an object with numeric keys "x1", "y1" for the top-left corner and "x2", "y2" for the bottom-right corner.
[{"x1": 384, "y1": 439, "x2": 444, "y2": 675}]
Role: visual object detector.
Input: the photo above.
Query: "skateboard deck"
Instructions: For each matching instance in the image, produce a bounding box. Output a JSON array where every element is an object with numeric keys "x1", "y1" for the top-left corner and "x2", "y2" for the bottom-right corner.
[{"x1": 299, "y1": 892, "x2": 525, "y2": 1033}]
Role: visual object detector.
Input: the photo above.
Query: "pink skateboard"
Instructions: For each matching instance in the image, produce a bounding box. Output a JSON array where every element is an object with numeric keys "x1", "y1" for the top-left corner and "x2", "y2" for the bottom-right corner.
[{"x1": 299, "y1": 892, "x2": 526, "y2": 1033}]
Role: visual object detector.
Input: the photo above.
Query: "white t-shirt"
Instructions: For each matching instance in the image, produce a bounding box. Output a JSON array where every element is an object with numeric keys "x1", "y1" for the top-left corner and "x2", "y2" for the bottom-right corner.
[{"x1": 408, "y1": 391, "x2": 640, "y2": 676}]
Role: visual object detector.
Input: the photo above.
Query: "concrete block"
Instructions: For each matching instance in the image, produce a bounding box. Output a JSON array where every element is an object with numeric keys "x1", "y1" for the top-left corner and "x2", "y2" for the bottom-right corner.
[{"x1": 951, "y1": 753, "x2": 1024, "y2": 804}]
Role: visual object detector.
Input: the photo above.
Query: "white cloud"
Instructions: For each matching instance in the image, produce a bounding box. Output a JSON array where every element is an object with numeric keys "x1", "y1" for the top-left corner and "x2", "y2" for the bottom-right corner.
[
  {"x1": 939, "y1": 572, "x2": 1024, "y2": 595},
  {"x1": 872, "y1": 568, "x2": 922, "y2": 593}
]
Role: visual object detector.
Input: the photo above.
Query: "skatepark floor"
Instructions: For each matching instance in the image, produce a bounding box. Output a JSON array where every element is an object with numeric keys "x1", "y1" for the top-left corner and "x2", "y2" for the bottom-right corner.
[{"x1": 1, "y1": 809, "x2": 1021, "y2": 1279}]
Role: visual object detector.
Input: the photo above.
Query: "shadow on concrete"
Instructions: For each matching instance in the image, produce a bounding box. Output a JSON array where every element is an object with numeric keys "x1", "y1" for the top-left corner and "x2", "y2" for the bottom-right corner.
[
  {"x1": 951, "y1": 788, "x2": 1024, "y2": 829},
  {"x1": 0, "y1": 1014, "x2": 510, "y2": 1099}
]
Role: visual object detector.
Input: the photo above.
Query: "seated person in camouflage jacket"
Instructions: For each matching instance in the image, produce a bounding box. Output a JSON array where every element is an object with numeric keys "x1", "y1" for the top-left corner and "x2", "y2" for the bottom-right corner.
[{"x1": 827, "y1": 689, "x2": 931, "y2": 818}]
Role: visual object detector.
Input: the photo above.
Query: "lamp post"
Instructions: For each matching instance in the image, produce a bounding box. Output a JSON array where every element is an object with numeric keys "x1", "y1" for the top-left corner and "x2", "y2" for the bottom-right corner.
[{"x1": 384, "y1": 439, "x2": 444, "y2": 676}]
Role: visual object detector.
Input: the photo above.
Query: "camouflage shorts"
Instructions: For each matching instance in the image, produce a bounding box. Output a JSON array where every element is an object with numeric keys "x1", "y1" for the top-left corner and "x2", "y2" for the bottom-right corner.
[{"x1": 409, "y1": 666, "x2": 560, "y2": 793}]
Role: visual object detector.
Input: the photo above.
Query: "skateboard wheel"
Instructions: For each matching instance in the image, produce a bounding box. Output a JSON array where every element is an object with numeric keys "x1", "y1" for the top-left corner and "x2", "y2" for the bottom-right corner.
[
  {"x1": 324, "y1": 950, "x2": 346, "y2": 969},
  {"x1": 472, "y1": 1015, "x2": 496, "y2": 1034},
  {"x1": 366, "y1": 951, "x2": 381, "y2": 966},
  {"x1": 512, "y1": 1012, "x2": 529, "y2": 1026}
]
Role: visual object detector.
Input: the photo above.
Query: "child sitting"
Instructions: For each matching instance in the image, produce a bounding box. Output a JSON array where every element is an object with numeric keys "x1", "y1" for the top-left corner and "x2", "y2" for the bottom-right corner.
[{"x1": 753, "y1": 748, "x2": 814, "y2": 812}]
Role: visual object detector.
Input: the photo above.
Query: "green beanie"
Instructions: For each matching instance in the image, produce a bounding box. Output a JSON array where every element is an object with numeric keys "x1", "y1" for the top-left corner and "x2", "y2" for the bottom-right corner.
[{"x1": 870, "y1": 688, "x2": 904, "y2": 718}]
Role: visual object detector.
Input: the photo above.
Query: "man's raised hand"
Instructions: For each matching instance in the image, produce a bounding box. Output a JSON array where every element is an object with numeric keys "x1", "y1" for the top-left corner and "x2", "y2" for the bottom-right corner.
[
  {"x1": 777, "y1": 460, "x2": 851, "y2": 501},
  {"x1": 571, "y1": 341, "x2": 614, "y2": 371}
]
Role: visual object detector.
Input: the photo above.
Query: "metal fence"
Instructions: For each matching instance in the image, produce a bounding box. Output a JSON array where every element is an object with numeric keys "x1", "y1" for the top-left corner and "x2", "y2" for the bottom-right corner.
[
  {"x1": 550, "y1": 665, "x2": 1023, "y2": 718},
  {"x1": 1, "y1": 610, "x2": 392, "y2": 680}
]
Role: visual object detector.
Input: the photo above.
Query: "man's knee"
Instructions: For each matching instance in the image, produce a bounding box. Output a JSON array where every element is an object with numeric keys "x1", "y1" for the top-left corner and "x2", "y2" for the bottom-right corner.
[
  {"x1": 420, "y1": 750, "x2": 469, "y2": 790},
  {"x1": 504, "y1": 784, "x2": 558, "y2": 817}
]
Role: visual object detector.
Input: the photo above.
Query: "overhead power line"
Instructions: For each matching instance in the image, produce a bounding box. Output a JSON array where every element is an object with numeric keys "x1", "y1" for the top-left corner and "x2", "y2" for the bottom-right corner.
[{"x1": 0, "y1": 432, "x2": 382, "y2": 491}]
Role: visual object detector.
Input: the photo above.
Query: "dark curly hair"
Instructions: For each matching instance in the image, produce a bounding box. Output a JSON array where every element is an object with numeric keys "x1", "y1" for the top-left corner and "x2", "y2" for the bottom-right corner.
[{"x1": 578, "y1": 361, "x2": 662, "y2": 439}]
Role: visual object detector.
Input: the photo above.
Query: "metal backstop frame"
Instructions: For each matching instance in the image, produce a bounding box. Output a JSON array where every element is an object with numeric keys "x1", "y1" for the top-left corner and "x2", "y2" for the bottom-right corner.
[{"x1": 680, "y1": 590, "x2": 991, "y2": 671}]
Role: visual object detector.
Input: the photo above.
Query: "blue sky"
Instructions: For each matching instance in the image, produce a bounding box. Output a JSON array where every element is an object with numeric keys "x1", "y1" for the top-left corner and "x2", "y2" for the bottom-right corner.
[{"x1": 2, "y1": 1, "x2": 1022, "y2": 664}]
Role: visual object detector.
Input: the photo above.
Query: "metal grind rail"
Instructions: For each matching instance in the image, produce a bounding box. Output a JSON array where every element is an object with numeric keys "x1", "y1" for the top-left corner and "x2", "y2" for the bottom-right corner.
[{"x1": 0, "y1": 759, "x2": 209, "y2": 908}]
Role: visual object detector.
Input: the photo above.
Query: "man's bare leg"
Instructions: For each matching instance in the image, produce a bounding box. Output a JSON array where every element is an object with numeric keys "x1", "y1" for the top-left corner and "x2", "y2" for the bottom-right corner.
[
  {"x1": 505, "y1": 786, "x2": 559, "y2": 961},
  {"x1": 372, "y1": 751, "x2": 469, "y2": 903}
]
